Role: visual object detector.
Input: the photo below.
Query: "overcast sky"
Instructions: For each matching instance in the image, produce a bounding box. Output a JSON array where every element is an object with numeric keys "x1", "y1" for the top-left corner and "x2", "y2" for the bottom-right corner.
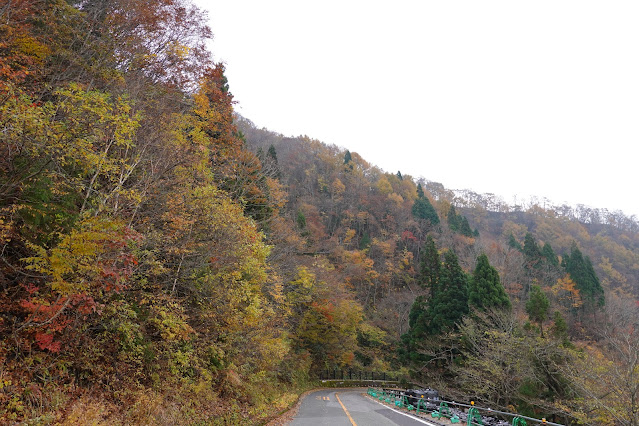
[{"x1": 194, "y1": 0, "x2": 639, "y2": 217}]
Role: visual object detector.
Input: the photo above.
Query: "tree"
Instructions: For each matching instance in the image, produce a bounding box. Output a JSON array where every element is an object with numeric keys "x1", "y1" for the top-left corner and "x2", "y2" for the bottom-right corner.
[
  {"x1": 551, "y1": 311, "x2": 568, "y2": 340},
  {"x1": 459, "y1": 216, "x2": 474, "y2": 237},
  {"x1": 564, "y1": 242, "x2": 604, "y2": 307},
  {"x1": 526, "y1": 285, "x2": 550, "y2": 337},
  {"x1": 419, "y1": 235, "x2": 440, "y2": 298},
  {"x1": 469, "y1": 253, "x2": 511, "y2": 311},
  {"x1": 412, "y1": 184, "x2": 439, "y2": 225},
  {"x1": 523, "y1": 232, "x2": 543, "y2": 267},
  {"x1": 401, "y1": 248, "x2": 468, "y2": 365},
  {"x1": 565, "y1": 294, "x2": 639, "y2": 425},
  {"x1": 448, "y1": 205, "x2": 460, "y2": 231},
  {"x1": 427, "y1": 250, "x2": 469, "y2": 336},
  {"x1": 542, "y1": 243, "x2": 559, "y2": 267},
  {"x1": 508, "y1": 233, "x2": 523, "y2": 251}
]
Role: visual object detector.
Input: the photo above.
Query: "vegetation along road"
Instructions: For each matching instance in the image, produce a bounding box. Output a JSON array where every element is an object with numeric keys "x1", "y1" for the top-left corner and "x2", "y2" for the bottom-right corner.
[{"x1": 289, "y1": 389, "x2": 438, "y2": 425}]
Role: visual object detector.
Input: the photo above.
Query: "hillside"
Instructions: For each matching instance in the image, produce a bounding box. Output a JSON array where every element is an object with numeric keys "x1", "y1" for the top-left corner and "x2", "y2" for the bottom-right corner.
[{"x1": 1, "y1": 1, "x2": 639, "y2": 425}]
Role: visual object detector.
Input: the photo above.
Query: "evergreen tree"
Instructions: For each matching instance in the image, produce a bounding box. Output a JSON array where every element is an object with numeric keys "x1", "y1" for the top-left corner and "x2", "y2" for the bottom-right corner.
[
  {"x1": 401, "y1": 249, "x2": 468, "y2": 362},
  {"x1": 508, "y1": 233, "x2": 523, "y2": 251},
  {"x1": 469, "y1": 253, "x2": 511, "y2": 311},
  {"x1": 344, "y1": 150, "x2": 352, "y2": 164},
  {"x1": 541, "y1": 242, "x2": 559, "y2": 267},
  {"x1": 459, "y1": 216, "x2": 474, "y2": 237},
  {"x1": 267, "y1": 144, "x2": 278, "y2": 162},
  {"x1": 448, "y1": 205, "x2": 460, "y2": 231},
  {"x1": 564, "y1": 242, "x2": 605, "y2": 307},
  {"x1": 551, "y1": 310, "x2": 568, "y2": 340},
  {"x1": 526, "y1": 285, "x2": 550, "y2": 336},
  {"x1": 427, "y1": 250, "x2": 469, "y2": 335},
  {"x1": 400, "y1": 296, "x2": 429, "y2": 363},
  {"x1": 412, "y1": 185, "x2": 439, "y2": 225},
  {"x1": 419, "y1": 235, "x2": 440, "y2": 299},
  {"x1": 523, "y1": 232, "x2": 543, "y2": 267}
]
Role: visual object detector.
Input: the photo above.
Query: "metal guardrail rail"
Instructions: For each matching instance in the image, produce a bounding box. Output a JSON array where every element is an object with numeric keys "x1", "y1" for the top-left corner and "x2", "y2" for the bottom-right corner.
[{"x1": 367, "y1": 387, "x2": 564, "y2": 426}]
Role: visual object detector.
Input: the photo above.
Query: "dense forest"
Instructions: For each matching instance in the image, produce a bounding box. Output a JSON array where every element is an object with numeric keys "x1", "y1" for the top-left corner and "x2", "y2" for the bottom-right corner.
[{"x1": 2, "y1": 1, "x2": 639, "y2": 424}]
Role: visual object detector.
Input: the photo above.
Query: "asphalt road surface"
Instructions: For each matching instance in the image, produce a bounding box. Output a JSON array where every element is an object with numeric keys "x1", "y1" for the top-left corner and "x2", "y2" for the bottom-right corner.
[{"x1": 288, "y1": 389, "x2": 441, "y2": 426}]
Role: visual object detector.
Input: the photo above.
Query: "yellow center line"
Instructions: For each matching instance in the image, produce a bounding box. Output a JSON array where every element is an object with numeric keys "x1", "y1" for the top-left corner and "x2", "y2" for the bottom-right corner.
[{"x1": 335, "y1": 392, "x2": 357, "y2": 426}]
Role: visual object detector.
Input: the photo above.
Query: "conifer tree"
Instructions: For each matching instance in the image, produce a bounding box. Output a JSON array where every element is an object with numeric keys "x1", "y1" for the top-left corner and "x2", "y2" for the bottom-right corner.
[
  {"x1": 412, "y1": 184, "x2": 439, "y2": 225},
  {"x1": 526, "y1": 285, "x2": 550, "y2": 337},
  {"x1": 523, "y1": 232, "x2": 543, "y2": 267},
  {"x1": 551, "y1": 310, "x2": 568, "y2": 340},
  {"x1": 541, "y1": 242, "x2": 559, "y2": 267},
  {"x1": 267, "y1": 144, "x2": 278, "y2": 162},
  {"x1": 427, "y1": 250, "x2": 469, "y2": 335},
  {"x1": 564, "y1": 242, "x2": 605, "y2": 306},
  {"x1": 469, "y1": 253, "x2": 511, "y2": 311},
  {"x1": 448, "y1": 205, "x2": 460, "y2": 231},
  {"x1": 508, "y1": 234, "x2": 523, "y2": 251},
  {"x1": 419, "y1": 235, "x2": 440, "y2": 299},
  {"x1": 459, "y1": 216, "x2": 474, "y2": 237},
  {"x1": 344, "y1": 150, "x2": 352, "y2": 164},
  {"x1": 401, "y1": 248, "x2": 468, "y2": 362}
]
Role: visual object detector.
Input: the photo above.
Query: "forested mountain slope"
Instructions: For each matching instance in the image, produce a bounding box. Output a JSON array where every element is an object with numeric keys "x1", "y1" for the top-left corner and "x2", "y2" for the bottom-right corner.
[
  {"x1": 2, "y1": 1, "x2": 638, "y2": 424},
  {"x1": 238, "y1": 117, "x2": 639, "y2": 424}
]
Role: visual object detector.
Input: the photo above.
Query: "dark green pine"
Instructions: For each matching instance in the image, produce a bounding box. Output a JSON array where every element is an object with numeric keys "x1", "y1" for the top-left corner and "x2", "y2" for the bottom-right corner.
[
  {"x1": 459, "y1": 216, "x2": 474, "y2": 237},
  {"x1": 419, "y1": 235, "x2": 441, "y2": 298},
  {"x1": 523, "y1": 232, "x2": 543, "y2": 265},
  {"x1": 412, "y1": 186, "x2": 439, "y2": 225},
  {"x1": 508, "y1": 234, "x2": 523, "y2": 251},
  {"x1": 541, "y1": 242, "x2": 559, "y2": 267},
  {"x1": 448, "y1": 205, "x2": 460, "y2": 231},
  {"x1": 526, "y1": 285, "x2": 550, "y2": 336},
  {"x1": 469, "y1": 253, "x2": 511, "y2": 311},
  {"x1": 427, "y1": 250, "x2": 469, "y2": 335},
  {"x1": 564, "y1": 242, "x2": 605, "y2": 306}
]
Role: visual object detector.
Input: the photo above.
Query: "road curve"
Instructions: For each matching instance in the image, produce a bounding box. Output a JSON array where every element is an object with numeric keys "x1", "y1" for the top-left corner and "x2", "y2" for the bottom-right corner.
[{"x1": 288, "y1": 389, "x2": 440, "y2": 426}]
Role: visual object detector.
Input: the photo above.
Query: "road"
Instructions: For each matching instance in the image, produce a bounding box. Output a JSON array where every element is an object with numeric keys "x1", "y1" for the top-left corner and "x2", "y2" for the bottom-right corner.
[{"x1": 288, "y1": 389, "x2": 440, "y2": 426}]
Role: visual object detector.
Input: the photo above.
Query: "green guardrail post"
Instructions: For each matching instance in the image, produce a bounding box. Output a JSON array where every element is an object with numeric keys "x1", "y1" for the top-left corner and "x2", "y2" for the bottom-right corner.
[
  {"x1": 432, "y1": 402, "x2": 451, "y2": 419},
  {"x1": 512, "y1": 417, "x2": 527, "y2": 426},
  {"x1": 467, "y1": 407, "x2": 482, "y2": 425}
]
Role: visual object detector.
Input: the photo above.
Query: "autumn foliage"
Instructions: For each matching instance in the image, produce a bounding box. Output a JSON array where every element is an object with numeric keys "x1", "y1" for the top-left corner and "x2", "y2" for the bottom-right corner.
[{"x1": 2, "y1": 1, "x2": 639, "y2": 425}]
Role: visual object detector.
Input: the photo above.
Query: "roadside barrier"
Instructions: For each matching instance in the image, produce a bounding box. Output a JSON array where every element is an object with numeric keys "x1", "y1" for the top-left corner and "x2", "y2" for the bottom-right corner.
[{"x1": 367, "y1": 387, "x2": 564, "y2": 426}]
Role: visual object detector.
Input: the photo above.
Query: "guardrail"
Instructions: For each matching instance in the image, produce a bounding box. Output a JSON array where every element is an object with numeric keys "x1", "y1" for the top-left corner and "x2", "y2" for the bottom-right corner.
[
  {"x1": 318, "y1": 369, "x2": 404, "y2": 382},
  {"x1": 367, "y1": 387, "x2": 564, "y2": 426}
]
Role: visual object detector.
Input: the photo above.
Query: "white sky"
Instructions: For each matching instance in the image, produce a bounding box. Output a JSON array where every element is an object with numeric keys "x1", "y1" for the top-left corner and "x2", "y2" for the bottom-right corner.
[{"x1": 194, "y1": 0, "x2": 639, "y2": 217}]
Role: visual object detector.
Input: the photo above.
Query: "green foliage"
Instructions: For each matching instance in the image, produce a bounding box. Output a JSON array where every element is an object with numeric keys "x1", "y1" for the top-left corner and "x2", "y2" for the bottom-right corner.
[
  {"x1": 419, "y1": 235, "x2": 440, "y2": 297},
  {"x1": 448, "y1": 205, "x2": 460, "y2": 232},
  {"x1": 541, "y1": 242, "x2": 559, "y2": 267},
  {"x1": 296, "y1": 210, "x2": 306, "y2": 229},
  {"x1": 526, "y1": 285, "x2": 550, "y2": 336},
  {"x1": 508, "y1": 233, "x2": 523, "y2": 251},
  {"x1": 564, "y1": 242, "x2": 605, "y2": 307},
  {"x1": 412, "y1": 188, "x2": 439, "y2": 225},
  {"x1": 344, "y1": 150, "x2": 352, "y2": 164},
  {"x1": 550, "y1": 310, "x2": 568, "y2": 340},
  {"x1": 428, "y1": 250, "x2": 469, "y2": 334},
  {"x1": 447, "y1": 205, "x2": 475, "y2": 237},
  {"x1": 5, "y1": 0, "x2": 639, "y2": 423},
  {"x1": 469, "y1": 253, "x2": 511, "y2": 311},
  {"x1": 523, "y1": 232, "x2": 543, "y2": 267},
  {"x1": 404, "y1": 248, "x2": 469, "y2": 353}
]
